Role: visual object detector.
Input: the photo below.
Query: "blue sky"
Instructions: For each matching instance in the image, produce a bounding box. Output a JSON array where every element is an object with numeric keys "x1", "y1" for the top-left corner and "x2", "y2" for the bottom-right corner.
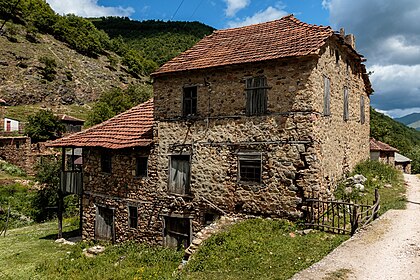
[{"x1": 45, "y1": 0, "x2": 420, "y2": 118}]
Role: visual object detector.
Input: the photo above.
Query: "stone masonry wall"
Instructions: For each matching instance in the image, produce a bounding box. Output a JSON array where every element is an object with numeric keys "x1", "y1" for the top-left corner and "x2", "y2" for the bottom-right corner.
[
  {"x1": 0, "y1": 137, "x2": 31, "y2": 172},
  {"x1": 309, "y1": 38, "x2": 371, "y2": 192}
]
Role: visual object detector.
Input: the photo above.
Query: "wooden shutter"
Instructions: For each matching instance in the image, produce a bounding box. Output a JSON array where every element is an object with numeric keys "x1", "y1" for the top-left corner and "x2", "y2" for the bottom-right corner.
[
  {"x1": 246, "y1": 77, "x2": 267, "y2": 116},
  {"x1": 343, "y1": 86, "x2": 349, "y2": 121},
  {"x1": 169, "y1": 155, "x2": 190, "y2": 195},
  {"x1": 360, "y1": 95, "x2": 365, "y2": 124},
  {"x1": 95, "y1": 206, "x2": 114, "y2": 241},
  {"x1": 323, "y1": 77, "x2": 331, "y2": 116}
]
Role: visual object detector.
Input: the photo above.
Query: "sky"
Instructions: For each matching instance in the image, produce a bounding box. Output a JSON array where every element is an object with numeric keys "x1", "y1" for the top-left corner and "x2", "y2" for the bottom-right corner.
[{"x1": 45, "y1": 0, "x2": 420, "y2": 118}]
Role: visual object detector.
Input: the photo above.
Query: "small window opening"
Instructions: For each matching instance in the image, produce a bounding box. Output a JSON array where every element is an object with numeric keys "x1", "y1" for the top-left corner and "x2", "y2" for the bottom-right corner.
[
  {"x1": 343, "y1": 86, "x2": 349, "y2": 121},
  {"x1": 335, "y1": 49, "x2": 340, "y2": 64},
  {"x1": 136, "y1": 157, "x2": 148, "y2": 177},
  {"x1": 238, "y1": 153, "x2": 262, "y2": 183},
  {"x1": 183, "y1": 86, "x2": 197, "y2": 117},
  {"x1": 323, "y1": 76, "x2": 331, "y2": 116},
  {"x1": 101, "y1": 152, "x2": 112, "y2": 173},
  {"x1": 360, "y1": 95, "x2": 365, "y2": 124},
  {"x1": 128, "y1": 206, "x2": 138, "y2": 228}
]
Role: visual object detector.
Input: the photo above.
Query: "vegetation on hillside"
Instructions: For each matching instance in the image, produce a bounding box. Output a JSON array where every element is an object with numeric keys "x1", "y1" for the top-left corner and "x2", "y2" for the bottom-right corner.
[
  {"x1": 370, "y1": 107, "x2": 420, "y2": 173},
  {"x1": 86, "y1": 84, "x2": 152, "y2": 126},
  {"x1": 91, "y1": 17, "x2": 215, "y2": 66}
]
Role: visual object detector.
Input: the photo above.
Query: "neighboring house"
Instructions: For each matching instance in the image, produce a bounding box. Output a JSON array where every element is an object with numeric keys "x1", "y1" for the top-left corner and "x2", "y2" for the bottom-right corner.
[
  {"x1": 49, "y1": 15, "x2": 372, "y2": 248},
  {"x1": 4, "y1": 117, "x2": 20, "y2": 132},
  {"x1": 369, "y1": 138, "x2": 398, "y2": 166},
  {"x1": 56, "y1": 114, "x2": 85, "y2": 134},
  {"x1": 394, "y1": 152, "x2": 411, "y2": 174}
]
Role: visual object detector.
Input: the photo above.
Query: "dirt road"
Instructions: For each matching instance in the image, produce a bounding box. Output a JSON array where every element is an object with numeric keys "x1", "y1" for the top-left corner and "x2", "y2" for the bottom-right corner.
[{"x1": 292, "y1": 174, "x2": 420, "y2": 280}]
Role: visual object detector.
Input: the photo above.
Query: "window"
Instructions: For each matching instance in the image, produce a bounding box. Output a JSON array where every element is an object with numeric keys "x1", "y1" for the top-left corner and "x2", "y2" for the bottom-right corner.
[
  {"x1": 128, "y1": 206, "x2": 138, "y2": 228},
  {"x1": 323, "y1": 76, "x2": 331, "y2": 116},
  {"x1": 360, "y1": 95, "x2": 365, "y2": 124},
  {"x1": 136, "y1": 157, "x2": 148, "y2": 177},
  {"x1": 335, "y1": 49, "x2": 340, "y2": 64},
  {"x1": 245, "y1": 76, "x2": 268, "y2": 116},
  {"x1": 343, "y1": 86, "x2": 349, "y2": 121},
  {"x1": 238, "y1": 153, "x2": 262, "y2": 183},
  {"x1": 168, "y1": 155, "x2": 190, "y2": 195},
  {"x1": 101, "y1": 153, "x2": 112, "y2": 173},
  {"x1": 182, "y1": 86, "x2": 197, "y2": 117},
  {"x1": 164, "y1": 217, "x2": 191, "y2": 250}
]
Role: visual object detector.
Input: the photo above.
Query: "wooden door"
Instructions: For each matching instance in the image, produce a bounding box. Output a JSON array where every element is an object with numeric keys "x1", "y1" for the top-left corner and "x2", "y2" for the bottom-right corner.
[
  {"x1": 95, "y1": 206, "x2": 115, "y2": 242},
  {"x1": 164, "y1": 217, "x2": 191, "y2": 250}
]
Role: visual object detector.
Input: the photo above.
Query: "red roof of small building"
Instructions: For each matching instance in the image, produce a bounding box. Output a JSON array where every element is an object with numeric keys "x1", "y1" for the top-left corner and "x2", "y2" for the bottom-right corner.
[
  {"x1": 370, "y1": 138, "x2": 399, "y2": 152},
  {"x1": 56, "y1": 114, "x2": 85, "y2": 124},
  {"x1": 48, "y1": 99, "x2": 154, "y2": 149},
  {"x1": 153, "y1": 15, "x2": 338, "y2": 76}
]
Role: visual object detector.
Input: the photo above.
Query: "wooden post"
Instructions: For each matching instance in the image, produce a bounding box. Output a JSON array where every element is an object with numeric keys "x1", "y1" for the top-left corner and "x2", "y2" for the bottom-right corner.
[
  {"x1": 58, "y1": 148, "x2": 65, "y2": 239},
  {"x1": 373, "y1": 188, "x2": 380, "y2": 220},
  {"x1": 351, "y1": 204, "x2": 359, "y2": 235}
]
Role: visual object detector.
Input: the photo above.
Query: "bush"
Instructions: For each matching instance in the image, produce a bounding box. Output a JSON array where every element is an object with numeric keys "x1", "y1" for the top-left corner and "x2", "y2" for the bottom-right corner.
[
  {"x1": 24, "y1": 109, "x2": 65, "y2": 142},
  {"x1": 0, "y1": 160, "x2": 26, "y2": 177},
  {"x1": 39, "y1": 56, "x2": 57, "y2": 81}
]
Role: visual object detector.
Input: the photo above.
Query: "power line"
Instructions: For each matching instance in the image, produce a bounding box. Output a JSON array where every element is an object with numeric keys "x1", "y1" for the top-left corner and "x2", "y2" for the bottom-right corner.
[
  {"x1": 186, "y1": 0, "x2": 205, "y2": 23},
  {"x1": 171, "y1": 0, "x2": 186, "y2": 21}
]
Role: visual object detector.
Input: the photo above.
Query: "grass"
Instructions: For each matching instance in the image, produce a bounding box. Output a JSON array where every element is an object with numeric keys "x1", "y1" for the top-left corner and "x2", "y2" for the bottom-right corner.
[
  {"x1": 180, "y1": 219, "x2": 348, "y2": 280},
  {"x1": 0, "y1": 217, "x2": 182, "y2": 280}
]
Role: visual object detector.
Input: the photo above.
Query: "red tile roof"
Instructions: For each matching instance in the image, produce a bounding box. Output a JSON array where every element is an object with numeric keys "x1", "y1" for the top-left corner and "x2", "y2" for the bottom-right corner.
[
  {"x1": 152, "y1": 15, "x2": 335, "y2": 76},
  {"x1": 370, "y1": 138, "x2": 399, "y2": 152},
  {"x1": 56, "y1": 114, "x2": 85, "y2": 123},
  {"x1": 48, "y1": 99, "x2": 153, "y2": 149}
]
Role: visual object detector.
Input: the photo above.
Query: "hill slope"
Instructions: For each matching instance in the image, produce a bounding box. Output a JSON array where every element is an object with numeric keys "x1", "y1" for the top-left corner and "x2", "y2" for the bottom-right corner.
[
  {"x1": 90, "y1": 17, "x2": 215, "y2": 66},
  {"x1": 395, "y1": 113, "x2": 420, "y2": 131},
  {"x1": 0, "y1": 24, "x2": 140, "y2": 106}
]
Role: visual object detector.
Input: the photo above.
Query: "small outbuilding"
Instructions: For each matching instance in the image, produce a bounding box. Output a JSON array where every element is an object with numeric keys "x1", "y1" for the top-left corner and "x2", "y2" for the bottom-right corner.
[
  {"x1": 369, "y1": 138, "x2": 398, "y2": 166},
  {"x1": 394, "y1": 152, "x2": 411, "y2": 174}
]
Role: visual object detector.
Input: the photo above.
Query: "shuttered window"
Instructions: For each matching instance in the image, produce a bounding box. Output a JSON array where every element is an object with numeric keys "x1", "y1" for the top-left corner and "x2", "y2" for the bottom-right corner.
[
  {"x1": 168, "y1": 155, "x2": 190, "y2": 195},
  {"x1": 183, "y1": 86, "x2": 197, "y2": 117},
  {"x1": 245, "y1": 76, "x2": 268, "y2": 116},
  {"x1": 128, "y1": 206, "x2": 138, "y2": 228},
  {"x1": 343, "y1": 86, "x2": 349, "y2": 121},
  {"x1": 238, "y1": 153, "x2": 262, "y2": 183},
  {"x1": 323, "y1": 77, "x2": 331, "y2": 116},
  {"x1": 360, "y1": 95, "x2": 365, "y2": 124}
]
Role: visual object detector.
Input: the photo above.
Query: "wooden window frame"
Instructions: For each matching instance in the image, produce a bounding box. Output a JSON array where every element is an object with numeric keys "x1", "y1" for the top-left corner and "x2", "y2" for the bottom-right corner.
[
  {"x1": 168, "y1": 154, "x2": 191, "y2": 195},
  {"x1": 135, "y1": 156, "x2": 148, "y2": 177},
  {"x1": 245, "y1": 76, "x2": 269, "y2": 116},
  {"x1": 323, "y1": 76, "x2": 331, "y2": 116},
  {"x1": 182, "y1": 86, "x2": 197, "y2": 117},
  {"x1": 343, "y1": 86, "x2": 349, "y2": 121},
  {"x1": 128, "y1": 205, "x2": 138, "y2": 229},
  {"x1": 238, "y1": 152, "x2": 262, "y2": 184}
]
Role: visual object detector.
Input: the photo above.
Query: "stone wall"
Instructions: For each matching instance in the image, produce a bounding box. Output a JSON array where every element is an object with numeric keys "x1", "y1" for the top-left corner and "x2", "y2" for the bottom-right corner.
[
  {"x1": 309, "y1": 38, "x2": 371, "y2": 190},
  {"x1": 0, "y1": 136, "x2": 31, "y2": 171}
]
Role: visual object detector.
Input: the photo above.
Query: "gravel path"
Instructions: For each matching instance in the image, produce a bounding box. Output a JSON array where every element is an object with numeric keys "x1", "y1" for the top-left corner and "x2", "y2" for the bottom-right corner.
[{"x1": 292, "y1": 174, "x2": 420, "y2": 280}]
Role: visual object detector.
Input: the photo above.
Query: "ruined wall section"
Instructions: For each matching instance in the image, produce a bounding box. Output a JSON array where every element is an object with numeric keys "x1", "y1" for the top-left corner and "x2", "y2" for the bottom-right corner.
[{"x1": 309, "y1": 39, "x2": 371, "y2": 191}]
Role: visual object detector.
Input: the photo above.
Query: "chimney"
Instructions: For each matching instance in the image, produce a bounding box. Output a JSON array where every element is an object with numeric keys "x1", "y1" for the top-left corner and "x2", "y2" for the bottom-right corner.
[{"x1": 345, "y1": 34, "x2": 356, "y2": 50}]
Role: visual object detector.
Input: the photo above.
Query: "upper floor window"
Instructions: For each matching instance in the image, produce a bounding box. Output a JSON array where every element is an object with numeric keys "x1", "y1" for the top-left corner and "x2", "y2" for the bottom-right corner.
[
  {"x1": 343, "y1": 86, "x2": 349, "y2": 121},
  {"x1": 360, "y1": 95, "x2": 365, "y2": 124},
  {"x1": 183, "y1": 86, "x2": 197, "y2": 117},
  {"x1": 101, "y1": 153, "x2": 112, "y2": 173},
  {"x1": 323, "y1": 76, "x2": 331, "y2": 116},
  {"x1": 238, "y1": 152, "x2": 262, "y2": 183},
  {"x1": 168, "y1": 155, "x2": 191, "y2": 195},
  {"x1": 136, "y1": 157, "x2": 148, "y2": 177},
  {"x1": 245, "y1": 76, "x2": 268, "y2": 116}
]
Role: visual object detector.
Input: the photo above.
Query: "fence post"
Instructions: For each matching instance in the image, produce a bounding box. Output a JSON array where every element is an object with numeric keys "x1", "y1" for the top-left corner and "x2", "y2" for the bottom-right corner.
[
  {"x1": 351, "y1": 204, "x2": 359, "y2": 235},
  {"x1": 373, "y1": 188, "x2": 379, "y2": 220}
]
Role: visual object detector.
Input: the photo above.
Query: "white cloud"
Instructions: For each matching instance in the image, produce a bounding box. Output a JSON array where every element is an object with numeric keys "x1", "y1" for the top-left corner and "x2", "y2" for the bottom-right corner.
[
  {"x1": 227, "y1": 6, "x2": 288, "y2": 28},
  {"x1": 224, "y1": 0, "x2": 250, "y2": 17},
  {"x1": 324, "y1": 0, "x2": 420, "y2": 116},
  {"x1": 46, "y1": 0, "x2": 134, "y2": 17}
]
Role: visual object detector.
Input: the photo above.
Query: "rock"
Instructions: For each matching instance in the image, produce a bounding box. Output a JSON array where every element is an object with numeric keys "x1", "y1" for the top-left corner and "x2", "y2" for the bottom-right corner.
[
  {"x1": 87, "y1": 245, "x2": 105, "y2": 255},
  {"x1": 55, "y1": 238, "x2": 76, "y2": 246}
]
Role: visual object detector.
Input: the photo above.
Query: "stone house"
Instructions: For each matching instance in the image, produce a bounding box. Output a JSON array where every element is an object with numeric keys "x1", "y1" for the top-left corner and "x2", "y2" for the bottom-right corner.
[
  {"x1": 49, "y1": 15, "x2": 372, "y2": 248},
  {"x1": 56, "y1": 114, "x2": 85, "y2": 134},
  {"x1": 369, "y1": 138, "x2": 398, "y2": 166}
]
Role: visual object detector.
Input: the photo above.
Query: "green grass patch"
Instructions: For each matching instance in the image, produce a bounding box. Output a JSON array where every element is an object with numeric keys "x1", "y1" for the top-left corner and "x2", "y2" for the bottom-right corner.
[
  {"x1": 181, "y1": 219, "x2": 348, "y2": 280},
  {"x1": 0, "y1": 218, "x2": 182, "y2": 280}
]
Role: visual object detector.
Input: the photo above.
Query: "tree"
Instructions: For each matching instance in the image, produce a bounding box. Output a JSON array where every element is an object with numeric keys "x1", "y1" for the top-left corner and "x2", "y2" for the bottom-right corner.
[
  {"x1": 39, "y1": 56, "x2": 57, "y2": 81},
  {"x1": 24, "y1": 110, "x2": 65, "y2": 142}
]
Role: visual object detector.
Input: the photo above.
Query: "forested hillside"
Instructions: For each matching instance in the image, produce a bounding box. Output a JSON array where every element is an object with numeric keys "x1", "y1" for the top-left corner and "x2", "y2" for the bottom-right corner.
[
  {"x1": 90, "y1": 17, "x2": 215, "y2": 66},
  {"x1": 370, "y1": 107, "x2": 420, "y2": 173},
  {"x1": 395, "y1": 113, "x2": 420, "y2": 131}
]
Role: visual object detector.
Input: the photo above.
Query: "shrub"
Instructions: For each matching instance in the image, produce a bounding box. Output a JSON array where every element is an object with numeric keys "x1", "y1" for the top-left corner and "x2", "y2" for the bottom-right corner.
[
  {"x1": 39, "y1": 56, "x2": 57, "y2": 81},
  {"x1": 0, "y1": 160, "x2": 26, "y2": 177}
]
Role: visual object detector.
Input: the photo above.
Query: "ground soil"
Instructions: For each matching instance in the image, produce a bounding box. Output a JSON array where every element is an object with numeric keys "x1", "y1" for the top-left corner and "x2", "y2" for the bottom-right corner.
[{"x1": 292, "y1": 174, "x2": 420, "y2": 280}]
